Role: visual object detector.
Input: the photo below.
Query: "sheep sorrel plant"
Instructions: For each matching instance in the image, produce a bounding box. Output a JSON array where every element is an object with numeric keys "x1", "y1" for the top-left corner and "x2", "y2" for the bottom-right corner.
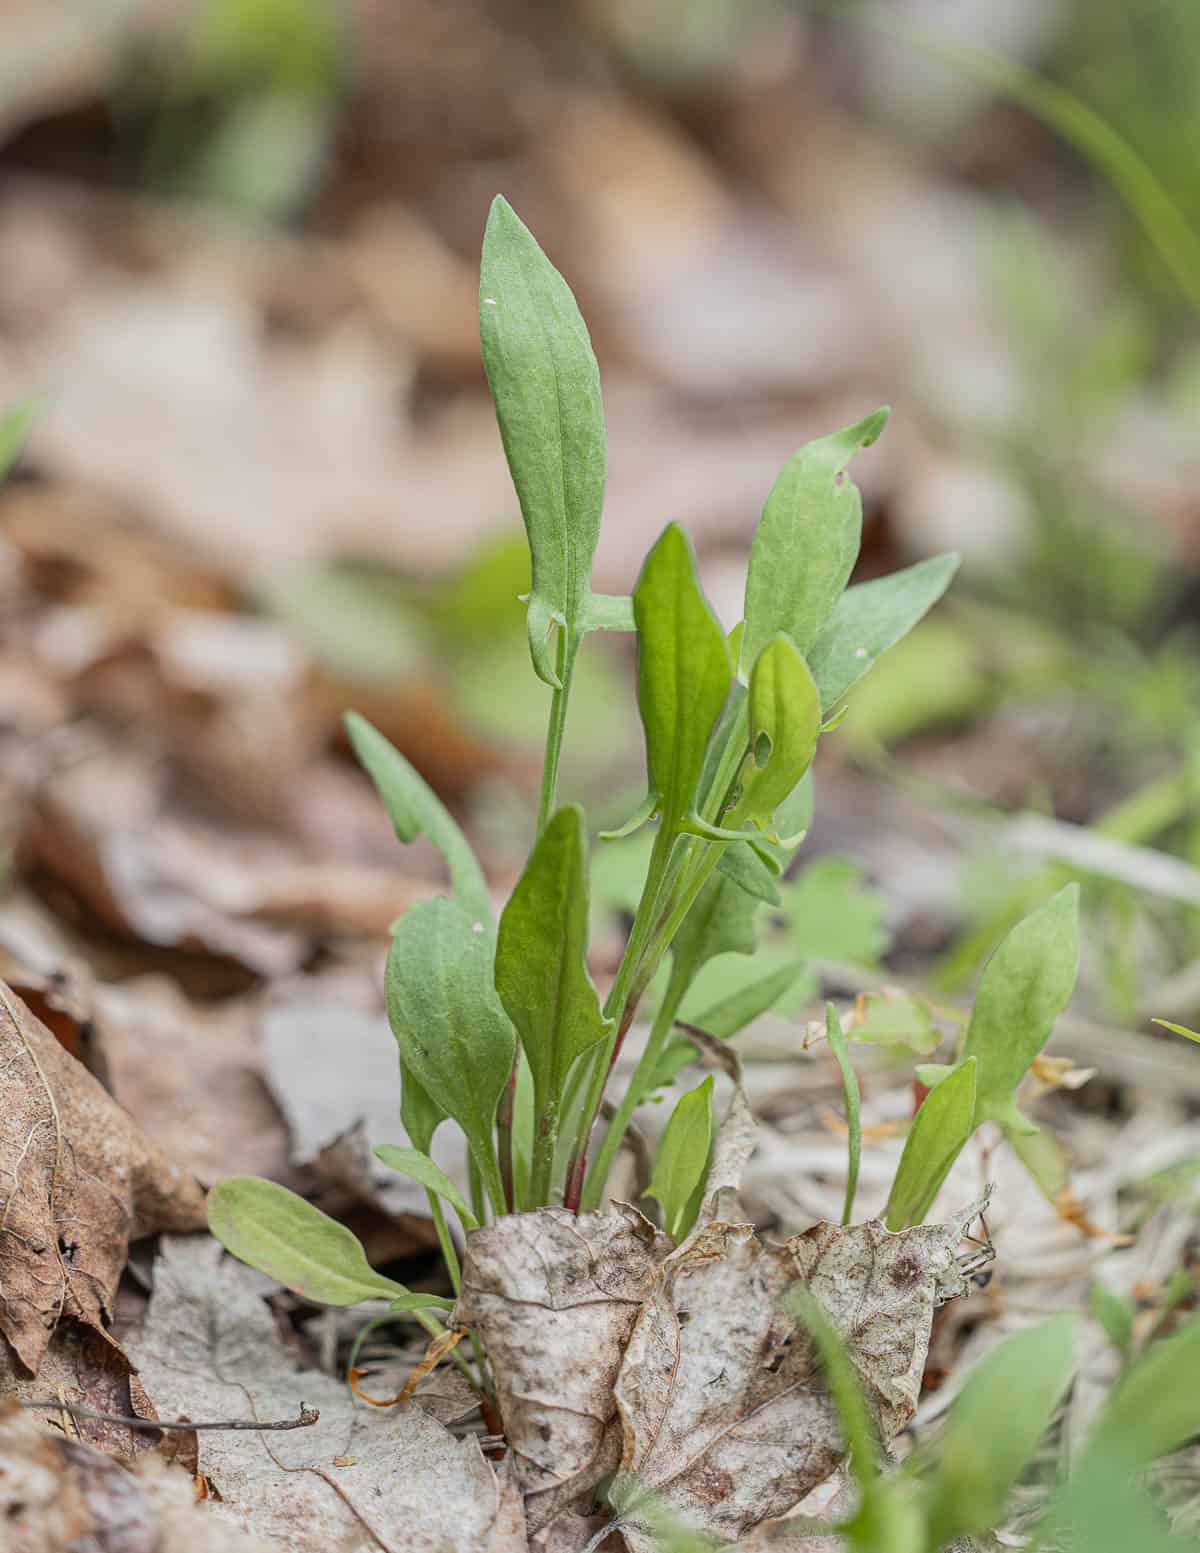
[{"x1": 207, "y1": 199, "x2": 1091, "y2": 1547}]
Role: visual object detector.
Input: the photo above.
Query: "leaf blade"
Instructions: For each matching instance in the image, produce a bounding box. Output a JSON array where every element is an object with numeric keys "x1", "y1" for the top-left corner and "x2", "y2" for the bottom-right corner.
[
  {"x1": 633, "y1": 522, "x2": 732, "y2": 833},
  {"x1": 207, "y1": 1177, "x2": 452, "y2": 1309},
  {"x1": 884, "y1": 1058, "x2": 977, "y2": 1230},
  {"x1": 480, "y1": 195, "x2": 606, "y2": 684},
  {"x1": 741, "y1": 409, "x2": 887, "y2": 668},
  {"x1": 495, "y1": 805, "x2": 612, "y2": 1167},
  {"x1": 386, "y1": 897, "x2": 516, "y2": 1212},
  {"x1": 806, "y1": 552, "x2": 960, "y2": 711},
  {"x1": 345, "y1": 711, "x2": 492, "y2": 930},
  {"x1": 645, "y1": 1075, "x2": 715, "y2": 1242}
]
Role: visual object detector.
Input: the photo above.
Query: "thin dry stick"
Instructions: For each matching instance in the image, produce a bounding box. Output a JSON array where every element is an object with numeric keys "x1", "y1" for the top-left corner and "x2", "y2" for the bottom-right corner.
[{"x1": 21, "y1": 1400, "x2": 320, "y2": 1432}]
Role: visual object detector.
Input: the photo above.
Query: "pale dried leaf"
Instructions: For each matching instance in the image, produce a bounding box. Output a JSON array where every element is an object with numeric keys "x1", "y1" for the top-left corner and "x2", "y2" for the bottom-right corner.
[
  {"x1": 0, "y1": 1397, "x2": 274, "y2": 1553},
  {"x1": 127, "y1": 1236, "x2": 525, "y2": 1553},
  {"x1": 454, "y1": 1205, "x2": 670, "y2": 1530},
  {"x1": 613, "y1": 1211, "x2": 975, "y2": 1549},
  {"x1": 0, "y1": 982, "x2": 207, "y2": 1374}
]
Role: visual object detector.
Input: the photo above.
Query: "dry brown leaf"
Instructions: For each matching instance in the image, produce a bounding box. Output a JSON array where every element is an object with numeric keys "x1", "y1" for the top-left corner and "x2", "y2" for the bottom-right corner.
[
  {"x1": 0, "y1": 981, "x2": 207, "y2": 1375},
  {"x1": 612, "y1": 1210, "x2": 979, "y2": 1550},
  {"x1": 0, "y1": 1397, "x2": 272, "y2": 1553},
  {"x1": 128, "y1": 1236, "x2": 525, "y2": 1553},
  {"x1": 455, "y1": 1204, "x2": 670, "y2": 1531},
  {"x1": 93, "y1": 976, "x2": 291, "y2": 1186},
  {"x1": 0, "y1": 1317, "x2": 160, "y2": 1458}
]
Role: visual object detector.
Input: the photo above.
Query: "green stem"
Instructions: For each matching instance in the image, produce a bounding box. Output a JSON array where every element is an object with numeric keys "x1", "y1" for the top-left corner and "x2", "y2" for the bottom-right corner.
[
  {"x1": 581, "y1": 958, "x2": 689, "y2": 1210},
  {"x1": 562, "y1": 822, "x2": 679, "y2": 1208},
  {"x1": 425, "y1": 1190, "x2": 462, "y2": 1294},
  {"x1": 536, "y1": 626, "x2": 581, "y2": 834},
  {"x1": 478, "y1": 1148, "x2": 509, "y2": 1221},
  {"x1": 467, "y1": 1152, "x2": 487, "y2": 1227},
  {"x1": 528, "y1": 1096, "x2": 558, "y2": 1209}
]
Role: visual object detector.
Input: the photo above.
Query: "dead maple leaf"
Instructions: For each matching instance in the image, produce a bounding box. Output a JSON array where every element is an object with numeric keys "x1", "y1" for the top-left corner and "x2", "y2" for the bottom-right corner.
[
  {"x1": 0, "y1": 981, "x2": 206, "y2": 1375},
  {"x1": 129, "y1": 1236, "x2": 525, "y2": 1553},
  {"x1": 454, "y1": 1204, "x2": 670, "y2": 1532},
  {"x1": 612, "y1": 1208, "x2": 980, "y2": 1550}
]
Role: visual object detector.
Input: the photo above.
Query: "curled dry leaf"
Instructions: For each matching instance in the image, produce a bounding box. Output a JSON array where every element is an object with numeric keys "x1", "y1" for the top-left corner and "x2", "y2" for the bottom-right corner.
[
  {"x1": 454, "y1": 1204, "x2": 670, "y2": 1531},
  {"x1": 0, "y1": 981, "x2": 206, "y2": 1375},
  {"x1": 128, "y1": 1236, "x2": 526, "y2": 1553},
  {"x1": 613, "y1": 1209, "x2": 979, "y2": 1550}
]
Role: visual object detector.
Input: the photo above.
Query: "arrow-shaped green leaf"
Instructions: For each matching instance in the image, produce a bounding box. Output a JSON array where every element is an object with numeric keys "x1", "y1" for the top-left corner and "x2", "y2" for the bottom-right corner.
[
  {"x1": 386, "y1": 897, "x2": 516, "y2": 1216},
  {"x1": 495, "y1": 804, "x2": 612, "y2": 1200},
  {"x1": 480, "y1": 196, "x2": 615, "y2": 686},
  {"x1": 741, "y1": 409, "x2": 887, "y2": 670},
  {"x1": 624, "y1": 522, "x2": 732, "y2": 838},
  {"x1": 884, "y1": 1057, "x2": 977, "y2": 1230}
]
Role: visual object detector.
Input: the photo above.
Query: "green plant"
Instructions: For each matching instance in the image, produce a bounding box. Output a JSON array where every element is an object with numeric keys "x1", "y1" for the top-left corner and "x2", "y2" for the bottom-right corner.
[
  {"x1": 790, "y1": 1303, "x2": 1200, "y2": 1552},
  {"x1": 207, "y1": 198, "x2": 1084, "y2": 1389}
]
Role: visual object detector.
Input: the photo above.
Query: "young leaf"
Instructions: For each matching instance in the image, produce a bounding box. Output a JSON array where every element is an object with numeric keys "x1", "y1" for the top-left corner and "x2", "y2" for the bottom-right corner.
[
  {"x1": 741, "y1": 409, "x2": 887, "y2": 670},
  {"x1": 386, "y1": 897, "x2": 516, "y2": 1215},
  {"x1": 728, "y1": 634, "x2": 821, "y2": 834},
  {"x1": 646, "y1": 1075, "x2": 715, "y2": 1242},
  {"x1": 962, "y1": 883, "x2": 1080, "y2": 1124},
  {"x1": 627, "y1": 522, "x2": 732, "y2": 836},
  {"x1": 924, "y1": 1315, "x2": 1078, "y2": 1548},
  {"x1": 494, "y1": 804, "x2": 612, "y2": 1191},
  {"x1": 825, "y1": 1005, "x2": 861, "y2": 1227},
  {"x1": 374, "y1": 1145, "x2": 479, "y2": 1231},
  {"x1": 479, "y1": 195, "x2": 608, "y2": 686},
  {"x1": 806, "y1": 552, "x2": 961, "y2": 711},
  {"x1": 345, "y1": 711, "x2": 492, "y2": 930},
  {"x1": 884, "y1": 1058, "x2": 977, "y2": 1230},
  {"x1": 207, "y1": 1177, "x2": 452, "y2": 1309}
]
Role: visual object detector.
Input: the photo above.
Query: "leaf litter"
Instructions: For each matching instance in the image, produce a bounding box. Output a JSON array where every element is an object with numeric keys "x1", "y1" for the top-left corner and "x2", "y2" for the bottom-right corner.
[{"x1": 128, "y1": 1235, "x2": 525, "y2": 1553}]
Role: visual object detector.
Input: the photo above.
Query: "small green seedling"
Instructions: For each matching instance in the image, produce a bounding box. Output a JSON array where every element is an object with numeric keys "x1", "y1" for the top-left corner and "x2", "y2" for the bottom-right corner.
[{"x1": 209, "y1": 196, "x2": 1091, "y2": 1386}]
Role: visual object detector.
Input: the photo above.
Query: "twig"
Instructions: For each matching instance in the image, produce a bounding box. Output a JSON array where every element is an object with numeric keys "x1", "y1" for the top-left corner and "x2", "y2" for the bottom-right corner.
[{"x1": 20, "y1": 1400, "x2": 319, "y2": 1432}]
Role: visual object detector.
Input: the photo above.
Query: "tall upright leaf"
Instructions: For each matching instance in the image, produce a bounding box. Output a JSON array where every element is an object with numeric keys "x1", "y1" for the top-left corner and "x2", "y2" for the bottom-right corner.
[
  {"x1": 480, "y1": 196, "x2": 627, "y2": 686},
  {"x1": 495, "y1": 805, "x2": 612, "y2": 1194},
  {"x1": 741, "y1": 409, "x2": 887, "y2": 670},
  {"x1": 630, "y1": 522, "x2": 732, "y2": 836},
  {"x1": 962, "y1": 883, "x2": 1080, "y2": 1125},
  {"x1": 345, "y1": 711, "x2": 491, "y2": 931},
  {"x1": 806, "y1": 552, "x2": 961, "y2": 711},
  {"x1": 386, "y1": 897, "x2": 516, "y2": 1215},
  {"x1": 645, "y1": 1075, "x2": 715, "y2": 1242},
  {"x1": 884, "y1": 1058, "x2": 977, "y2": 1230}
]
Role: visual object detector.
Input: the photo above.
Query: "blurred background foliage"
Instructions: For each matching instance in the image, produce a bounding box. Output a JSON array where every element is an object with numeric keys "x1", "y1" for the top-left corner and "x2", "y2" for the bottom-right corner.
[{"x1": 3, "y1": 0, "x2": 1200, "y2": 1025}]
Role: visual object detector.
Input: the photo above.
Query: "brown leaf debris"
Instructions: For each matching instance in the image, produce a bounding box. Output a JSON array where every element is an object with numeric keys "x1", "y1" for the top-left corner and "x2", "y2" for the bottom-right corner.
[
  {"x1": 0, "y1": 981, "x2": 207, "y2": 1375},
  {"x1": 455, "y1": 1204, "x2": 670, "y2": 1531}
]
